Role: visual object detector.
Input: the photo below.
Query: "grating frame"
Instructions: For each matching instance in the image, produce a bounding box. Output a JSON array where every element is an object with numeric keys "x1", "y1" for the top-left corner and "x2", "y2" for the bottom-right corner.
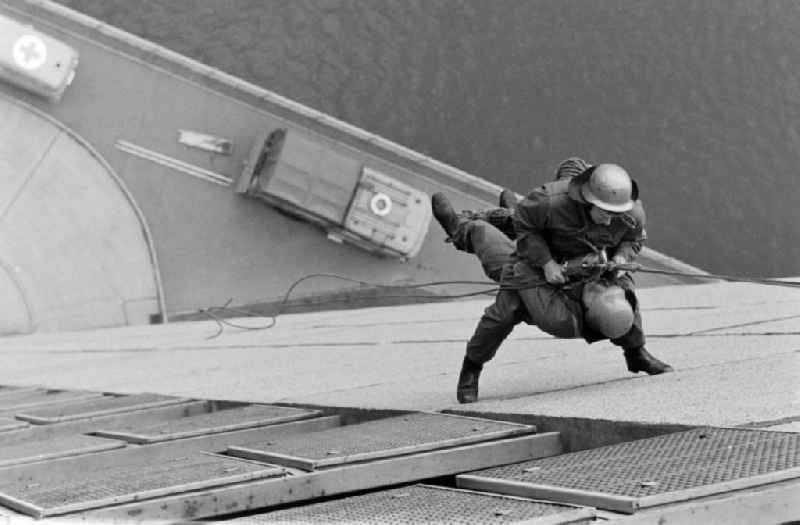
[
  {"x1": 15, "y1": 393, "x2": 189, "y2": 423},
  {"x1": 227, "y1": 412, "x2": 535, "y2": 470},
  {"x1": 93, "y1": 404, "x2": 319, "y2": 443},
  {"x1": 458, "y1": 427, "x2": 800, "y2": 513},
  {"x1": 224, "y1": 485, "x2": 596, "y2": 525},
  {"x1": 0, "y1": 453, "x2": 286, "y2": 518},
  {"x1": 0, "y1": 434, "x2": 125, "y2": 467}
]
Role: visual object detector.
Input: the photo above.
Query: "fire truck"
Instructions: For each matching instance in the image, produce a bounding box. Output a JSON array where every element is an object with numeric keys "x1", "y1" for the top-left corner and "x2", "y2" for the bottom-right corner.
[{"x1": 236, "y1": 128, "x2": 431, "y2": 260}]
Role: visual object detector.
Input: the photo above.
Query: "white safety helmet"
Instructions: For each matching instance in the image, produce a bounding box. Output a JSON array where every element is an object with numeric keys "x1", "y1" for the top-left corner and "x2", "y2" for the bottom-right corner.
[
  {"x1": 581, "y1": 164, "x2": 635, "y2": 213},
  {"x1": 582, "y1": 281, "x2": 635, "y2": 339}
]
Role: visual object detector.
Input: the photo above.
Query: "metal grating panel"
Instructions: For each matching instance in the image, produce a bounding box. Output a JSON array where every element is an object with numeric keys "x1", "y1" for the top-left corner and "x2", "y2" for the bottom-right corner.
[
  {"x1": 15, "y1": 393, "x2": 189, "y2": 423},
  {"x1": 0, "y1": 434, "x2": 125, "y2": 467},
  {"x1": 93, "y1": 404, "x2": 319, "y2": 443},
  {"x1": 458, "y1": 428, "x2": 800, "y2": 513},
  {"x1": 0, "y1": 453, "x2": 286, "y2": 518},
  {"x1": 226, "y1": 485, "x2": 596, "y2": 524},
  {"x1": 228, "y1": 412, "x2": 535, "y2": 470},
  {"x1": 75, "y1": 433, "x2": 561, "y2": 523},
  {"x1": 0, "y1": 390, "x2": 101, "y2": 412}
]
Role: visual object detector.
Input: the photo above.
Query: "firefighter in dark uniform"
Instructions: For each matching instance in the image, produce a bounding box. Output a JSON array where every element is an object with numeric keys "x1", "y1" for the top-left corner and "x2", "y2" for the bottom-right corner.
[{"x1": 432, "y1": 158, "x2": 673, "y2": 403}]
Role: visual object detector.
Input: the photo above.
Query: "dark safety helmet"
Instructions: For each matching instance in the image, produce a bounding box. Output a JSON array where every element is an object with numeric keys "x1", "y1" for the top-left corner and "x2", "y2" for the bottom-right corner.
[
  {"x1": 582, "y1": 281, "x2": 635, "y2": 339},
  {"x1": 580, "y1": 164, "x2": 635, "y2": 213}
]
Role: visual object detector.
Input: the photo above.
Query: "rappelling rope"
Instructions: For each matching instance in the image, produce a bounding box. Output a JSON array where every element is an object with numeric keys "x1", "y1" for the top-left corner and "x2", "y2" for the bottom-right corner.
[
  {"x1": 198, "y1": 273, "x2": 498, "y2": 338},
  {"x1": 197, "y1": 266, "x2": 799, "y2": 338},
  {"x1": 601, "y1": 263, "x2": 800, "y2": 289}
]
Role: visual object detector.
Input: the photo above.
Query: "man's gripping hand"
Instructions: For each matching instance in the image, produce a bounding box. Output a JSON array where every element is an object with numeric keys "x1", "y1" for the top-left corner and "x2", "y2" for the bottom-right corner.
[
  {"x1": 610, "y1": 254, "x2": 630, "y2": 279},
  {"x1": 543, "y1": 259, "x2": 567, "y2": 285}
]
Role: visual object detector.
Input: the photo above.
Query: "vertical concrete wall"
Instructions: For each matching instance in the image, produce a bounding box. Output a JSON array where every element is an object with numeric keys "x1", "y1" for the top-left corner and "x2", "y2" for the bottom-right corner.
[
  {"x1": 0, "y1": 1, "x2": 702, "y2": 327},
  {"x1": 0, "y1": 96, "x2": 162, "y2": 334}
]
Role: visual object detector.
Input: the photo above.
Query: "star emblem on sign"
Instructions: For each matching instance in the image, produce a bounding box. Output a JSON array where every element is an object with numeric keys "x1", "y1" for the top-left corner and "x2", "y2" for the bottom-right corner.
[{"x1": 12, "y1": 34, "x2": 47, "y2": 70}]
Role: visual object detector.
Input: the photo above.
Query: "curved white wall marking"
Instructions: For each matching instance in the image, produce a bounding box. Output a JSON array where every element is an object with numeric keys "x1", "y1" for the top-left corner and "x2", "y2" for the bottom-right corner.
[
  {"x1": 0, "y1": 257, "x2": 34, "y2": 334},
  {"x1": 0, "y1": 95, "x2": 165, "y2": 334}
]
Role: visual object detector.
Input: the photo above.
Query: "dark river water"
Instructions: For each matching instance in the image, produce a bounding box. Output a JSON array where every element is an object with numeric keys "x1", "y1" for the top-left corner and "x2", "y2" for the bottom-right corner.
[{"x1": 57, "y1": 0, "x2": 800, "y2": 277}]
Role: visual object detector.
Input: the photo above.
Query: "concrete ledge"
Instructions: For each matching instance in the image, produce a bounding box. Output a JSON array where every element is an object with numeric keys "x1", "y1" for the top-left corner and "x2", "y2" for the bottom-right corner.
[
  {"x1": 443, "y1": 410, "x2": 695, "y2": 452},
  {"x1": 276, "y1": 403, "x2": 694, "y2": 453},
  {"x1": 272, "y1": 403, "x2": 416, "y2": 427}
]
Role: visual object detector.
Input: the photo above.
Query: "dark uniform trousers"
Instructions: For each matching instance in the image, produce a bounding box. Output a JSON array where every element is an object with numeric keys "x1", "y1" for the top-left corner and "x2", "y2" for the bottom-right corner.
[{"x1": 464, "y1": 220, "x2": 646, "y2": 365}]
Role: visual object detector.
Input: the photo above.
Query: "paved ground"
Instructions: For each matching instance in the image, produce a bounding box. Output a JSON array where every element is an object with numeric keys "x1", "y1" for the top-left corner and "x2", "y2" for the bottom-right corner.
[{"x1": 0, "y1": 280, "x2": 797, "y2": 433}]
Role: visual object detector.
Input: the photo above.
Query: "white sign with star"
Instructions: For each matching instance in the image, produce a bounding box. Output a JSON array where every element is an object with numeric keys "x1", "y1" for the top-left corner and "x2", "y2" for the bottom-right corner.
[{"x1": 12, "y1": 34, "x2": 47, "y2": 70}]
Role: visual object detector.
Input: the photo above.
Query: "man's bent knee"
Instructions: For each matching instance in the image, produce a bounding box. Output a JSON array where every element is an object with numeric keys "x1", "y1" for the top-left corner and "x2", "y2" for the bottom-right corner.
[
  {"x1": 518, "y1": 286, "x2": 584, "y2": 339},
  {"x1": 534, "y1": 315, "x2": 583, "y2": 339}
]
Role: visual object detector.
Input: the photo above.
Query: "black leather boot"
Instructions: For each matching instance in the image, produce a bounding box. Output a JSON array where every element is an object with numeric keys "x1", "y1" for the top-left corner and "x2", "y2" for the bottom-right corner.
[
  {"x1": 432, "y1": 192, "x2": 468, "y2": 250},
  {"x1": 432, "y1": 193, "x2": 460, "y2": 234},
  {"x1": 498, "y1": 189, "x2": 519, "y2": 211},
  {"x1": 624, "y1": 346, "x2": 674, "y2": 375},
  {"x1": 457, "y1": 356, "x2": 483, "y2": 404}
]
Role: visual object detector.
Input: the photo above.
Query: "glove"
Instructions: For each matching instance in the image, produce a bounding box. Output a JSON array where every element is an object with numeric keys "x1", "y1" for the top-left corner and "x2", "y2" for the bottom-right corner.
[
  {"x1": 543, "y1": 259, "x2": 567, "y2": 284},
  {"x1": 610, "y1": 255, "x2": 629, "y2": 279}
]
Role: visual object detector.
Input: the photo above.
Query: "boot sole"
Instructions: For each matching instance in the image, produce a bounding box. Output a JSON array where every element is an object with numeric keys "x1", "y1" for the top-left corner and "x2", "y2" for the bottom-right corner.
[
  {"x1": 457, "y1": 390, "x2": 478, "y2": 403},
  {"x1": 628, "y1": 366, "x2": 674, "y2": 375}
]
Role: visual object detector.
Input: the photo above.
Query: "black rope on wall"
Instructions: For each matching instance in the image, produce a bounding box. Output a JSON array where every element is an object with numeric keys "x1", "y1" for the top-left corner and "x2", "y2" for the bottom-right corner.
[{"x1": 197, "y1": 267, "x2": 799, "y2": 338}]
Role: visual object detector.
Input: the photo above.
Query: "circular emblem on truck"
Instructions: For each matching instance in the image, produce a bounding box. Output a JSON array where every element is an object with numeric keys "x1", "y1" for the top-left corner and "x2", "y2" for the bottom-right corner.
[
  {"x1": 13, "y1": 34, "x2": 47, "y2": 70},
  {"x1": 369, "y1": 193, "x2": 392, "y2": 216}
]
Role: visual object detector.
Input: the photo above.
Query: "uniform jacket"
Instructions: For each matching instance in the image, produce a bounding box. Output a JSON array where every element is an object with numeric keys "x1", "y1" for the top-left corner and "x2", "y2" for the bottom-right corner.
[{"x1": 503, "y1": 175, "x2": 646, "y2": 288}]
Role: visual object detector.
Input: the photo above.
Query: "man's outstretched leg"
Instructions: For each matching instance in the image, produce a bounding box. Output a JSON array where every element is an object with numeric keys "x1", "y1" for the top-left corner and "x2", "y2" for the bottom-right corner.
[
  {"x1": 459, "y1": 289, "x2": 525, "y2": 402},
  {"x1": 432, "y1": 192, "x2": 517, "y2": 248},
  {"x1": 431, "y1": 192, "x2": 467, "y2": 249},
  {"x1": 431, "y1": 192, "x2": 523, "y2": 403},
  {"x1": 432, "y1": 192, "x2": 517, "y2": 279}
]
